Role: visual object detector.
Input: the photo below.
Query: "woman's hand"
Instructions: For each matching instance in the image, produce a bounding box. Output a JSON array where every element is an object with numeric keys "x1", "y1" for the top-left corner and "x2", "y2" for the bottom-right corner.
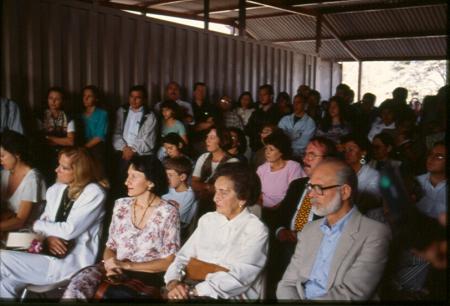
[
  {"x1": 46, "y1": 236, "x2": 69, "y2": 256},
  {"x1": 166, "y1": 280, "x2": 190, "y2": 300},
  {"x1": 103, "y1": 256, "x2": 123, "y2": 276}
]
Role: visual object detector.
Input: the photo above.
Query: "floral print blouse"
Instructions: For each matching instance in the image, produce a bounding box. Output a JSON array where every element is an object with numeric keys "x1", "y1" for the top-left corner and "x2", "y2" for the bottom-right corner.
[{"x1": 106, "y1": 197, "x2": 180, "y2": 262}]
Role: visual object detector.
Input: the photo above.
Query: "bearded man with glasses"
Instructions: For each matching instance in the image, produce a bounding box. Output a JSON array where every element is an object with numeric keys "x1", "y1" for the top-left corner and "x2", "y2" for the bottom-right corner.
[{"x1": 277, "y1": 158, "x2": 391, "y2": 301}]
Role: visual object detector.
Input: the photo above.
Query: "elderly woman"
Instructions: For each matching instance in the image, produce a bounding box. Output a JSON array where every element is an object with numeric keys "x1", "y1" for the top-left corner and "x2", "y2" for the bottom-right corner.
[
  {"x1": 341, "y1": 134, "x2": 383, "y2": 213},
  {"x1": 1, "y1": 130, "x2": 46, "y2": 235},
  {"x1": 257, "y1": 129, "x2": 305, "y2": 209},
  {"x1": 62, "y1": 156, "x2": 179, "y2": 300},
  {"x1": 165, "y1": 163, "x2": 268, "y2": 300},
  {"x1": 0, "y1": 147, "x2": 107, "y2": 299}
]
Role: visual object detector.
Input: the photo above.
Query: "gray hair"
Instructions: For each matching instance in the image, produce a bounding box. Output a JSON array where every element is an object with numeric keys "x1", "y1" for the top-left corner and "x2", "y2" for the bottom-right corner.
[{"x1": 319, "y1": 157, "x2": 358, "y2": 198}]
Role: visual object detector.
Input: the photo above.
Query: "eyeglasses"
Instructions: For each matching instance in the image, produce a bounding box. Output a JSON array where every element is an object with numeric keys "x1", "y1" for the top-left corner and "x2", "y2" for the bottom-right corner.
[
  {"x1": 303, "y1": 152, "x2": 325, "y2": 160},
  {"x1": 306, "y1": 183, "x2": 342, "y2": 196}
]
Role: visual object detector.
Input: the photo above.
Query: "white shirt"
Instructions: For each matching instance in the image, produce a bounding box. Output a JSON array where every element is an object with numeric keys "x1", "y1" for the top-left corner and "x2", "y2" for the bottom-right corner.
[
  {"x1": 192, "y1": 153, "x2": 239, "y2": 181},
  {"x1": 164, "y1": 209, "x2": 268, "y2": 300},
  {"x1": 356, "y1": 164, "x2": 382, "y2": 211},
  {"x1": 123, "y1": 106, "x2": 143, "y2": 147},
  {"x1": 416, "y1": 173, "x2": 447, "y2": 219},
  {"x1": 162, "y1": 187, "x2": 198, "y2": 228},
  {"x1": 367, "y1": 118, "x2": 396, "y2": 142},
  {"x1": 1, "y1": 169, "x2": 46, "y2": 228}
]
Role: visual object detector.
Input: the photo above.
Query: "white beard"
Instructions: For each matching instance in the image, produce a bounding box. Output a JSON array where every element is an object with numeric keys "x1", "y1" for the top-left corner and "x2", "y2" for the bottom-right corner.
[{"x1": 312, "y1": 191, "x2": 342, "y2": 217}]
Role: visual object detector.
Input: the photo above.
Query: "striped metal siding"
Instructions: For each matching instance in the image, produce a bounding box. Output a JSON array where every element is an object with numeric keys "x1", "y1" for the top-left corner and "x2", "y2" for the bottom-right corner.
[{"x1": 2, "y1": 0, "x2": 339, "y2": 114}]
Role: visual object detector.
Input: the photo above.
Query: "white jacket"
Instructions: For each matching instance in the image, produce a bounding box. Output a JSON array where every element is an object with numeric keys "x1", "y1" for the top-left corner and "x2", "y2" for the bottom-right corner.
[{"x1": 33, "y1": 182, "x2": 106, "y2": 280}]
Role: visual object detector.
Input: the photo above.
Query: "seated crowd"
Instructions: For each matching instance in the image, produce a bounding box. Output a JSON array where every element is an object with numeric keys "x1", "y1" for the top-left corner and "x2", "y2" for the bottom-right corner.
[{"x1": 0, "y1": 82, "x2": 447, "y2": 301}]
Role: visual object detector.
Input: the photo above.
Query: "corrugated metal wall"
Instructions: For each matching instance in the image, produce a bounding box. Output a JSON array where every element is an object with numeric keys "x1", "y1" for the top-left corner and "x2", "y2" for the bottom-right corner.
[{"x1": 1, "y1": 0, "x2": 340, "y2": 121}]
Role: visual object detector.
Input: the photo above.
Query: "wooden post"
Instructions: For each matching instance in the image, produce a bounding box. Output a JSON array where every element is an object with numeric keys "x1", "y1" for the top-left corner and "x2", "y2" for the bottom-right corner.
[
  {"x1": 238, "y1": 0, "x2": 246, "y2": 37},
  {"x1": 204, "y1": 0, "x2": 209, "y2": 30},
  {"x1": 357, "y1": 61, "x2": 362, "y2": 101}
]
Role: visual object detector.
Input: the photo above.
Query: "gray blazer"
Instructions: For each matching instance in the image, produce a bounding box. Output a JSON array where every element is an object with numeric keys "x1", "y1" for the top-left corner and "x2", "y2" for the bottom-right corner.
[{"x1": 277, "y1": 208, "x2": 391, "y2": 301}]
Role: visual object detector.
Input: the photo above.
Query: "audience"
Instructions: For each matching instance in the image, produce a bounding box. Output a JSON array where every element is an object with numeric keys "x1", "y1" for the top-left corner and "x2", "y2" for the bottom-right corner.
[
  {"x1": 236, "y1": 91, "x2": 255, "y2": 126},
  {"x1": 315, "y1": 95, "x2": 351, "y2": 145},
  {"x1": 162, "y1": 156, "x2": 198, "y2": 241},
  {"x1": 159, "y1": 100, "x2": 188, "y2": 144},
  {"x1": 415, "y1": 141, "x2": 446, "y2": 219},
  {"x1": 0, "y1": 98, "x2": 24, "y2": 135},
  {"x1": 0, "y1": 130, "x2": 46, "y2": 234},
  {"x1": 191, "y1": 127, "x2": 238, "y2": 216},
  {"x1": 278, "y1": 94, "x2": 316, "y2": 158},
  {"x1": 112, "y1": 85, "x2": 157, "y2": 196},
  {"x1": 216, "y1": 96, "x2": 244, "y2": 130},
  {"x1": 341, "y1": 134, "x2": 383, "y2": 213},
  {"x1": 63, "y1": 155, "x2": 178, "y2": 300},
  {"x1": 80, "y1": 85, "x2": 108, "y2": 164},
  {"x1": 0, "y1": 147, "x2": 107, "y2": 299},
  {"x1": 369, "y1": 132, "x2": 401, "y2": 171},
  {"x1": 164, "y1": 163, "x2": 268, "y2": 300},
  {"x1": 37, "y1": 87, "x2": 76, "y2": 182},
  {"x1": 245, "y1": 84, "x2": 281, "y2": 152},
  {"x1": 277, "y1": 158, "x2": 391, "y2": 300},
  {"x1": 155, "y1": 81, "x2": 194, "y2": 124},
  {"x1": 257, "y1": 129, "x2": 304, "y2": 210},
  {"x1": 1, "y1": 80, "x2": 445, "y2": 302}
]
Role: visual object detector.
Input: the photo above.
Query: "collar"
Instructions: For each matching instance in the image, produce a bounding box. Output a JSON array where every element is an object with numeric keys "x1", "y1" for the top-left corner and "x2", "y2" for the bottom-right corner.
[
  {"x1": 321, "y1": 206, "x2": 355, "y2": 234},
  {"x1": 129, "y1": 106, "x2": 144, "y2": 113},
  {"x1": 215, "y1": 207, "x2": 250, "y2": 227}
]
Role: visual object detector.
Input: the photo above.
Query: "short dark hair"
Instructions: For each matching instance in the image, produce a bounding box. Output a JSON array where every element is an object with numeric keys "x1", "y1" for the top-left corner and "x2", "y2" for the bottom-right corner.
[
  {"x1": 47, "y1": 86, "x2": 66, "y2": 101},
  {"x1": 213, "y1": 162, "x2": 261, "y2": 207},
  {"x1": 160, "y1": 100, "x2": 181, "y2": 120},
  {"x1": 238, "y1": 91, "x2": 254, "y2": 108},
  {"x1": 228, "y1": 127, "x2": 247, "y2": 155},
  {"x1": 309, "y1": 90, "x2": 321, "y2": 101},
  {"x1": 393, "y1": 87, "x2": 408, "y2": 100},
  {"x1": 1, "y1": 130, "x2": 32, "y2": 166},
  {"x1": 308, "y1": 136, "x2": 338, "y2": 158},
  {"x1": 259, "y1": 84, "x2": 274, "y2": 96},
  {"x1": 129, "y1": 156, "x2": 168, "y2": 196},
  {"x1": 129, "y1": 85, "x2": 148, "y2": 99},
  {"x1": 207, "y1": 126, "x2": 232, "y2": 151},
  {"x1": 193, "y1": 82, "x2": 206, "y2": 91},
  {"x1": 336, "y1": 83, "x2": 350, "y2": 93},
  {"x1": 263, "y1": 129, "x2": 292, "y2": 160},
  {"x1": 362, "y1": 92, "x2": 376, "y2": 104},
  {"x1": 163, "y1": 156, "x2": 193, "y2": 177},
  {"x1": 373, "y1": 132, "x2": 395, "y2": 148},
  {"x1": 82, "y1": 85, "x2": 101, "y2": 100},
  {"x1": 340, "y1": 133, "x2": 371, "y2": 153},
  {"x1": 162, "y1": 132, "x2": 185, "y2": 148}
]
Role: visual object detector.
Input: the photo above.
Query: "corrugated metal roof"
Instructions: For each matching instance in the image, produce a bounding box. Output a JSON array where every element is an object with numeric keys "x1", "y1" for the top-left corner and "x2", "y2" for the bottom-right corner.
[
  {"x1": 326, "y1": 5, "x2": 447, "y2": 37},
  {"x1": 104, "y1": 0, "x2": 448, "y2": 61}
]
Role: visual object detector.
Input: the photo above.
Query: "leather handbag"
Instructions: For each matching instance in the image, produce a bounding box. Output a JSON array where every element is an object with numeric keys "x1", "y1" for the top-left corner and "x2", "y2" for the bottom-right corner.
[{"x1": 93, "y1": 271, "x2": 164, "y2": 300}]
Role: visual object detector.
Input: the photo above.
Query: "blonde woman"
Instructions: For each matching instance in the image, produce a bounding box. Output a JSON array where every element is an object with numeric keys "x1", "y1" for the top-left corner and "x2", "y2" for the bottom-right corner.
[{"x1": 0, "y1": 147, "x2": 108, "y2": 299}]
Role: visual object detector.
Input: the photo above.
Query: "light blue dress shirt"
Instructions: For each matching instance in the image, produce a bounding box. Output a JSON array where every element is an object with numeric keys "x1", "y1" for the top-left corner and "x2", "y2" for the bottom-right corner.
[
  {"x1": 304, "y1": 207, "x2": 355, "y2": 299},
  {"x1": 278, "y1": 113, "x2": 316, "y2": 157}
]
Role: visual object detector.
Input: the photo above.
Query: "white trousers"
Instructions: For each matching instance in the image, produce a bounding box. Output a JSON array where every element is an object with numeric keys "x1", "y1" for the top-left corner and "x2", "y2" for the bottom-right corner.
[{"x1": 0, "y1": 250, "x2": 61, "y2": 299}]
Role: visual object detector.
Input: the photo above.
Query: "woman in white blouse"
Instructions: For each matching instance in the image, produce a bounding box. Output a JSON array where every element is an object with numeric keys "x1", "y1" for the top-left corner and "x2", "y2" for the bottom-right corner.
[
  {"x1": 165, "y1": 163, "x2": 268, "y2": 300},
  {"x1": 0, "y1": 147, "x2": 107, "y2": 299},
  {"x1": 1, "y1": 130, "x2": 46, "y2": 235}
]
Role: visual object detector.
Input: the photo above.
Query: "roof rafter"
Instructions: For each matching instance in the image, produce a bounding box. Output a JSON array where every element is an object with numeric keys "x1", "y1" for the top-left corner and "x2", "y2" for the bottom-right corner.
[
  {"x1": 319, "y1": 0, "x2": 447, "y2": 14},
  {"x1": 270, "y1": 31, "x2": 448, "y2": 43},
  {"x1": 100, "y1": 1, "x2": 236, "y2": 26}
]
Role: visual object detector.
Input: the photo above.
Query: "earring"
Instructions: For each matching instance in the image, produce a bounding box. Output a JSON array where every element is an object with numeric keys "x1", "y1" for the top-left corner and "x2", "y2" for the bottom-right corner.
[
  {"x1": 147, "y1": 185, "x2": 152, "y2": 191},
  {"x1": 360, "y1": 155, "x2": 366, "y2": 165}
]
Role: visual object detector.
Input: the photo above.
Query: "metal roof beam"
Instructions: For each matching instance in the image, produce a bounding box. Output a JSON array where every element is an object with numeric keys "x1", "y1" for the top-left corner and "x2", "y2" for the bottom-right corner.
[
  {"x1": 270, "y1": 31, "x2": 448, "y2": 43},
  {"x1": 246, "y1": 0, "x2": 318, "y2": 18},
  {"x1": 319, "y1": 0, "x2": 447, "y2": 14},
  {"x1": 137, "y1": 0, "x2": 192, "y2": 8},
  {"x1": 192, "y1": 3, "x2": 262, "y2": 16},
  {"x1": 100, "y1": 2, "x2": 236, "y2": 26}
]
